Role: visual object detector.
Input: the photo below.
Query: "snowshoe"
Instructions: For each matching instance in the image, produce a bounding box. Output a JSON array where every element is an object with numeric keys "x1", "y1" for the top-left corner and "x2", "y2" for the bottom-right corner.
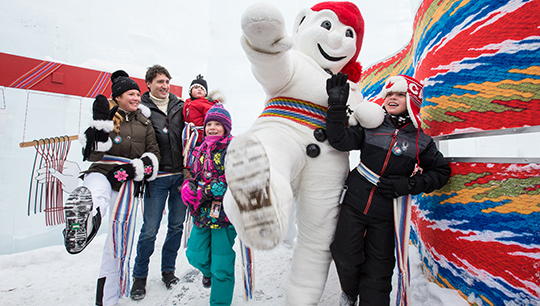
[
  {"x1": 225, "y1": 134, "x2": 281, "y2": 249},
  {"x1": 63, "y1": 186, "x2": 100, "y2": 254},
  {"x1": 130, "y1": 277, "x2": 147, "y2": 300}
]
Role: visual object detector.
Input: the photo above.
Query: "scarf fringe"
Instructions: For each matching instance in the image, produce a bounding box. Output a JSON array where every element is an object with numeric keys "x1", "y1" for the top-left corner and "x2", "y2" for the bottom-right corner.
[
  {"x1": 110, "y1": 181, "x2": 140, "y2": 298},
  {"x1": 393, "y1": 195, "x2": 412, "y2": 306},
  {"x1": 240, "y1": 240, "x2": 254, "y2": 301},
  {"x1": 182, "y1": 123, "x2": 202, "y2": 168}
]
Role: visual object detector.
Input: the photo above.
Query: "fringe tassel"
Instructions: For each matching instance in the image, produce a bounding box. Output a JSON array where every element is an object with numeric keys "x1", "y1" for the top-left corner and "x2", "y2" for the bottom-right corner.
[
  {"x1": 110, "y1": 181, "x2": 140, "y2": 298},
  {"x1": 181, "y1": 213, "x2": 193, "y2": 249},
  {"x1": 240, "y1": 239, "x2": 254, "y2": 301},
  {"x1": 182, "y1": 123, "x2": 202, "y2": 168},
  {"x1": 393, "y1": 195, "x2": 412, "y2": 306}
]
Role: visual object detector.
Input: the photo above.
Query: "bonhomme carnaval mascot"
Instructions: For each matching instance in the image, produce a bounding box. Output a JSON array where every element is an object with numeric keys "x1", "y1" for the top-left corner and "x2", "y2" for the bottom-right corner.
[{"x1": 224, "y1": 2, "x2": 383, "y2": 305}]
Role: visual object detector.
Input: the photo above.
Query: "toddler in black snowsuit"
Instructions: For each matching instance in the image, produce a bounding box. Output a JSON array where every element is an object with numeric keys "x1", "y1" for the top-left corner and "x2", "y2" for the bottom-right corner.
[{"x1": 325, "y1": 72, "x2": 451, "y2": 306}]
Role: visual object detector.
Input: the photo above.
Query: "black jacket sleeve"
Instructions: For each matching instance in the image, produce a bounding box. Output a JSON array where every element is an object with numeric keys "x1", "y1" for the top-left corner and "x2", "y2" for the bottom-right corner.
[
  {"x1": 326, "y1": 105, "x2": 365, "y2": 152},
  {"x1": 415, "y1": 139, "x2": 451, "y2": 194}
]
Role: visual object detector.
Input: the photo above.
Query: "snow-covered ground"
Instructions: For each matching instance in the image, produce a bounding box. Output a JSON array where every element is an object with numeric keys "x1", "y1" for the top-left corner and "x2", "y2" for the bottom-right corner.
[{"x1": 0, "y1": 226, "x2": 468, "y2": 306}]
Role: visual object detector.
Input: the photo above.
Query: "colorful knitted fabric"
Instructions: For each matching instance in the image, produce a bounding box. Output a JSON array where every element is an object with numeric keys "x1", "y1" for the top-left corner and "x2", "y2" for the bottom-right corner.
[
  {"x1": 259, "y1": 97, "x2": 327, "y2": 130},
  {"x1": 411, "y1": 162, "x2": 540, "y2": 305},
  {"x1": 359, "y1": 0, "x2": 540, "y2": 304}
]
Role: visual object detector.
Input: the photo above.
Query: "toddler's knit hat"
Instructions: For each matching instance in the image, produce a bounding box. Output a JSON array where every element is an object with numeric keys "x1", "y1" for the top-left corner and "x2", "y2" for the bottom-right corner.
[
  {"x1": 189, "y1": 74, "x2": 208, "y2": 97},
  {"x1": 379, "y1": 75, "x2": 424, "y2": 128},
  {"x1": 204, "y1": 103, "x2": 232, "y2": 136},
  {"x1": 111, "y1": 70, "x2": 140, "y2": 99}
]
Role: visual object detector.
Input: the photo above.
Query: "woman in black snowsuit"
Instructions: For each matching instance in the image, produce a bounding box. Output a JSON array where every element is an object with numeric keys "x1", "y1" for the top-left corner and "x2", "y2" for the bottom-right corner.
[{"x1": 325, "y1": 73, "x2": 451, "y2": 306}]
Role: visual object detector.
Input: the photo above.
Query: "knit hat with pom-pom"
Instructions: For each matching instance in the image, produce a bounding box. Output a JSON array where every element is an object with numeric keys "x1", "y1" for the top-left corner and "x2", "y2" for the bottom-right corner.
[
  {"x1": 189, "y1": 74, "x2": 208, "y2": 97},
  {"x1": 204, "y1": 103, "x2": 232, "y2": 136},
  {"x1": 111, "y1": 70, "x2": 140, "y2": 99}
]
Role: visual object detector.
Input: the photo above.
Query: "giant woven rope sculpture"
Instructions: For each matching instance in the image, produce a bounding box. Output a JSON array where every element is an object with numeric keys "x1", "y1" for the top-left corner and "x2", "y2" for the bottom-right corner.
[{"x1": 360, "y1": 0, "x2": 540, "y2": 305}]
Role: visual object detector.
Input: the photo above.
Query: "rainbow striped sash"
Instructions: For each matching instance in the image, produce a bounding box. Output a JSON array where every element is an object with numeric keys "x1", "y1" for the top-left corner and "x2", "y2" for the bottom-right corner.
[
  {"x1": 393, "y1": 195, "x2": 412, "y2": 306},
  {"x1": 111, "y1": 181, "x2": 140, "y2": 298},
  {"x1": 99, "y1": 155, "x2": 140, "y2": 298},
  {"x1": 182, "y1": 123, "x2": 203, "y2": 168},
  {"x1": 356, "y1": 162, "x2": 380, "y2": 186},
  {"x1": 355, "y1": 162, "x2": 412, "y2": 306},
  {"x1": 259, "y1": 97, "x2": 327, "y2": 130},
  {"x1": 95, "y1": 155, "x2": 131, "y2": 165}
]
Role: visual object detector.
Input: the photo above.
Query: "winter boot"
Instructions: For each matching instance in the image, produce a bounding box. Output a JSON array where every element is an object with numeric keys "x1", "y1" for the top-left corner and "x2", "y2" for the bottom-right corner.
[
  {"x1": 202, "y1": 276, "x2": 211, "y2": 288},
  {"x1": 339, "y1": 291, "x2": 358, "y2": 306},
  {"x1": 63, "y1": 186, "x2": 101, "y2": 254},
  {"x1": 130, "y1": 277, "x2": 147, "y2": 300},
  {"x1": 225, "y1": 134, "x2": 282, "y2": 250},
  {"x1": 162, "y1": 271, "x2": 179, "y2": 289}
]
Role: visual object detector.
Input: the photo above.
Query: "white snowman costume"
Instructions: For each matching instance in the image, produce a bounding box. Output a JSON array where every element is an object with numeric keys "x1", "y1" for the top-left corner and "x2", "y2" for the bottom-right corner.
[{"x1": 224, "y1": 2, "x2": 383, "y2": 305}]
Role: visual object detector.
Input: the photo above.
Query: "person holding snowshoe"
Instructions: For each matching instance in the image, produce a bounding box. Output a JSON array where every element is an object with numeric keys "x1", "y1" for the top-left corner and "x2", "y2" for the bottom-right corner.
[
  {"x1": 325, "y1": 73, "x2": 451, "y2": 306},
  {"x1": 180, "y1": 103, "x2": 236, "y2": 306},
  {"x1": 130, "y1": 65, "x2": 187, "y2": 300},
  {"x1": 63, "y1": 70, "x2": 160, "y2": 306}
]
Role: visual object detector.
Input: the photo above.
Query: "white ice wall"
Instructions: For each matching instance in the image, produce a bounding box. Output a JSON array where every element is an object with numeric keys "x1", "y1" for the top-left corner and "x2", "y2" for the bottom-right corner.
[{"x1": 0, "y1": 0, "x2": 419, "y2": 254}]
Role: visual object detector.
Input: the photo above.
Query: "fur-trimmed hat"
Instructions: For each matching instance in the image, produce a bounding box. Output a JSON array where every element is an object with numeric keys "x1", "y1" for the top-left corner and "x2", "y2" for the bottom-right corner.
[
  {"x1": 189, "y1": 74, "x2": 208, "y2": 97},
  {"x1": 311, "y1": 1, "x2": 364, "y2": 83},
  {"x1": 379, "y1": 75, "x2": 424, "y2": 128},
  {"x1": 204, "y1": 103, "x2": 232, "y2": 137},
  {"x1": 111, "y1": 70, "x2": 140, "y2": 99}
]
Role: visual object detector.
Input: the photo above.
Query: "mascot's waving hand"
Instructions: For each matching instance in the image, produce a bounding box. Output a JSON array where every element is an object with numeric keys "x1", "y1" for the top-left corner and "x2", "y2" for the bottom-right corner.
[{"x1": 224, "y1": 2, "x2": 383, "y2": 305}]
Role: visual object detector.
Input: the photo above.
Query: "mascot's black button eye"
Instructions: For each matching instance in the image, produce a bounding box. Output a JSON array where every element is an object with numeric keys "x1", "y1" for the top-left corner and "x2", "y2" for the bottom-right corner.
[
  {"x1": 314, "y1": 128, "x2": 327, "y2": 142},
  {"x1": 306, "y1": 144, "x2": 320, "y2": 158}
]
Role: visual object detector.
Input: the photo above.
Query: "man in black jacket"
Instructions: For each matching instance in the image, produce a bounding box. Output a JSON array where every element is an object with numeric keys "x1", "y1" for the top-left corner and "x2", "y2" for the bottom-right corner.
[{"x1": 131, "y1": 65, "x2": 187, "y2": 300}]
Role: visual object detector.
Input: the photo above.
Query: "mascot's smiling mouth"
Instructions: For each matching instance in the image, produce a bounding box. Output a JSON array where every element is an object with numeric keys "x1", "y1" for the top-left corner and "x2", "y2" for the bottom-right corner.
[{"x1": 318, "y1": 44, "x2": 346, "y2": 62}]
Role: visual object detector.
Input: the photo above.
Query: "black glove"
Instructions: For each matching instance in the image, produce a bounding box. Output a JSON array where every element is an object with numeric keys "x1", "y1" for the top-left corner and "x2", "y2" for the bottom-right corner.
[
  {"x1": 326, "y1": 105, "x2": 349, "y2": 123},
  {"x1": 378, "y1": 175, "x2": 425, "y2": 198},
  {"x1": 139, "y1": 155, "x2": 156, "y2": 181},
  {"x1": 326, "y1": 72, "x2": 350, "y2": 106},
  {"x1": 82, "y1": 95, "x2": 118, "y2": 161},
  {"x1": 93, "y1": 95, "x2": 117, "y2": 121},
  {"x1": 132, "y1": 155, "x2": 157, "y2": 198},
  {"x1": 91, "y1": 95, "x2": 118, "y2": 142},
  {"x1": 107, "y1": 164, "x2": 136, "y2": 185}
]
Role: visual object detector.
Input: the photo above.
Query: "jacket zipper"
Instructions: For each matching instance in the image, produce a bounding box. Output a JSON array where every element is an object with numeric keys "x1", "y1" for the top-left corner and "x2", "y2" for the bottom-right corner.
[{"x1": 363, "y1": 128, "x2": 399, "y2": 215}]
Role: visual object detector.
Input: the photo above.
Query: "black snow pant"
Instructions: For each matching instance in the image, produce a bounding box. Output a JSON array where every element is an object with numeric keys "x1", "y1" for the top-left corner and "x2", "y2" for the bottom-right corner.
[{"x1": 330, "y1": 202, "x2": 396, "y2": 306}]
